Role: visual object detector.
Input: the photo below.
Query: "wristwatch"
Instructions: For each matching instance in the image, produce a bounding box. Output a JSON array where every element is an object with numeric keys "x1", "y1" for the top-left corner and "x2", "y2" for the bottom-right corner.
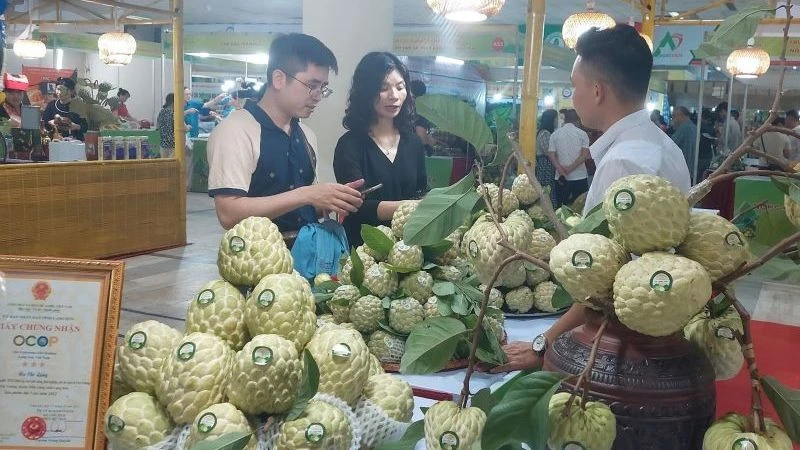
[{"x1": 532, "y1": 333, "x2": 548, "y2": 355}]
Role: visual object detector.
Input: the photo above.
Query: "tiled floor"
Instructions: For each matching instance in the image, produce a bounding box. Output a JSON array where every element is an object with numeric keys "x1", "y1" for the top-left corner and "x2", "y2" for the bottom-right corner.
[{"x1": 117, "y1": 193, "x2": 800, "y2": 337}]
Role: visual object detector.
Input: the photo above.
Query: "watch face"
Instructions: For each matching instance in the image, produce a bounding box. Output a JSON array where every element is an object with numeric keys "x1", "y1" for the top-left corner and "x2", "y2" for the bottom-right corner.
[{"x1": 532, "y1": 335, "x2": 546, "y2": 352}]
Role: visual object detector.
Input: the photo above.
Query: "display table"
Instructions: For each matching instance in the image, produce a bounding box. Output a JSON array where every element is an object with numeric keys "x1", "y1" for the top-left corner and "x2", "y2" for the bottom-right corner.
[
  {"x1": 734, "y1": 175, "x2": 795, "y2": 248},
  {"x1": 100, "y1": 129, "x2": 161, "y2": 159}
]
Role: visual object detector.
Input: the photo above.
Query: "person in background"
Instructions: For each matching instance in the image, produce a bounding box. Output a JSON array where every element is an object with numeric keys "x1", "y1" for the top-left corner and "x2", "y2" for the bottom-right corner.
[
  {"x1": 785, "y1": 109, "x2": 800, "y2": 161},
  {"x1": 184, "y1": 87, "x2": 225, "y2": 138},
  {"x1": 113, "y1": 88, "x2": 137, "y2": 122},
  {"x1": 698, "y1": 108, "x2": 717, "y2": 180},
  {"x1": 670, "y1": 106, "x2": 698, "y2": 182},
  {"x1": 753, "y1": 117, "x2": 791, "y2": 169},
  {"x1": 493, "y1": 24, "x2": 690, "y2": 373},
  {"x1": 535, "y1": 109, "x2": 558, "y2": 206},
  {"x1": 0, "y1": 73, "x2": 30, "y2": 127},
  {"x1": 715, "y1": 101, "x2": 742, "y2": 153},
  {"x1": 548, "y1": 108, "x2": 590, "y2": 207},
  {"x1": 42, "y1": 77, "x2": 88, "y2": 141},
  {"x1": 409, "y1": 79, "x2": 437, "y2": 156},
  {"x1": 333, "y1": 51, "x2": 427, "y2": 247},
  {"x1": 650, "y1": 109, "x2": 667, "y2": 132},
  {"x1": 207, "y1": 33, "x2": 363, "y2": 231},
  {"x1": 156, "y1": 93, "x2": 175, "y2": 158}
]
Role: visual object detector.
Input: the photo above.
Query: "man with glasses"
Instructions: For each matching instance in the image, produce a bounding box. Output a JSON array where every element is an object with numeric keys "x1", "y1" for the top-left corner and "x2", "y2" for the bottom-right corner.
[{"x1": 208, "y1": 33, "x2": 364, "y2": 234}]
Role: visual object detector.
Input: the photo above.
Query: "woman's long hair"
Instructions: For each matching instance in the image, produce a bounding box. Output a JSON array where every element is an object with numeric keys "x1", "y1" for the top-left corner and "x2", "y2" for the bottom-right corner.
[{"x1": 539, "y1": 109, "x2": 557, "y2": 135}]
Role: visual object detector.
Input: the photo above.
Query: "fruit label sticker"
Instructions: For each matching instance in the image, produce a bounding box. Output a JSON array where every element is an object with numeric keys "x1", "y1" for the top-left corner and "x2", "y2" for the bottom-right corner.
[
  {"x1": 197, "y1": 289, "x2": 215, "y2": 306},
  {"x1": 439, "y1": 431, "x2": 459, "y2": 450},
  {"x1": 107, "y1": 415, "x2": 125, "y2": 433},
  {"x1": 613, "y1": 190, "x2": 635, "y2": 211},
  {"x1": 197, "y1": 412, "x2": 217, "y2": 433},
  {"x1": 252, "y1": 346, "x2": 273, "y2": 366},
  {"x1": 229, "y1": 236, "x2": 246, "y2": 253},
  {"x1": 128, "y1": 331, "x2": 147, "y2": 350},
  {"x1": 715, "y1": 326, "x2": 736, "y2": 340},
  {"x1": 563, "y1": 443, "x2": 586, "y2": 450},
  {"x1": 468, "y1": 240, "x2": 479, "y2": 258},
  {"x1": 305, "y1": 423, "x2": 326, "y2": 443},
  {"x1": 257, "y1": 289, "x2": 275, "y2": 308},
  {"x1": 725, "y1": 232, "x2": 744, "y2": 247},
  {"x1": 733, "y1": 438, "x2": 758, "y2": 450},
  {"x1": 331, "y1": 343, "x2": 352, "y2": 359},
  {"x1": 649, "y1": 271, "x2": 673, "y2": 292},
  {"x1": 571, "y1": 251, "x2": 593, "y2": 269},
  {"x1": 177, "y1": 342, "x2": 196, "y2": 361}
]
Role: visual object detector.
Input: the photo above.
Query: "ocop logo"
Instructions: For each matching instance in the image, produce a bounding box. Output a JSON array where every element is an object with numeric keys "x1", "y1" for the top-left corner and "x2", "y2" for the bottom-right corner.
[{"x1": 13, "y1": 335, "x2": 59, "y2": 347}]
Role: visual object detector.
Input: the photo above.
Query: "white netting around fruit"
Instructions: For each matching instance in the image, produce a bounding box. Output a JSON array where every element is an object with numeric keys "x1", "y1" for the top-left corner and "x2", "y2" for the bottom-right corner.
[
  {"x1": 173, "y1": 424, "x2": 192, "y2": 450},
  {"x1": 108, "y1": 424, "x2": 187, "y2": 450},
  {"x1": 354, "y1": 398, "x2": 411, "y2": 448}
]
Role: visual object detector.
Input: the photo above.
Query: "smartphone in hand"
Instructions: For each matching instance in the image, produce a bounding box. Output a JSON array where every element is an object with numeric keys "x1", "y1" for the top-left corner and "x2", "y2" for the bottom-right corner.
[{"x1": 359, "y1": 183, "x2": 383, "y2": 196}]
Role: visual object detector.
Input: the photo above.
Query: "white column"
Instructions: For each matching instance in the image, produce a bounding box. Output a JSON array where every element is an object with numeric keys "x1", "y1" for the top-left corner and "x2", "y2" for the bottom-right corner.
[{"x1": 302, "y1": 0, "x2": 393, "y2": 183}]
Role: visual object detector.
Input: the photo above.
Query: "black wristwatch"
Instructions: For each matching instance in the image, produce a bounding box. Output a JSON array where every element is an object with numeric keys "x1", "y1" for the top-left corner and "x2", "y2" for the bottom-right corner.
[{"x1": 532, "y1": 333, "x2": 548, "y2": 355}]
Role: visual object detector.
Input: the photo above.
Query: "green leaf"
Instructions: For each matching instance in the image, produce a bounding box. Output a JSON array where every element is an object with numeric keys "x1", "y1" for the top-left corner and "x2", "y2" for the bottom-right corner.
[
  {"x1": 400, "y1": 317, "x2": 467, "y2": 374},
  {"x1": 416, "y1": 94, "x2": 494, "y2": 152},
  {"x1": 382, "y1": 297, "x2": 392, "y2": 309},
  {"x1": 550, "y1": 283, "x2": 574, "y2": 310},
  {"x1": 361, "y1": 224, "x2": 394, "y2": 259},
  {"x1": 375, "y1": 420, "x2": 425, "y2": 450},
  {"x1": 403, "y1": 173, "x2": 481, "y2": 246},
  {"x1": 761, "y1": 376, "x2": 800, "y2": 442},
  {"x1": 491, "y1": 371, "x2": 533, "y2": 402},
  {"x1": 313, "y1": 292, "x2": 334, "y2": 305},
  {"x1": 790, "y1": 185, "x2": 800, "y2": 205},
  {"x1": 423, "y1": 262, "x2": 439, "y2": 270},
  {"x1": 475, "y1": 320, "x2": 506, "y2": 366},
  {"x1": 422, "y1": 240, "x2": 454, "y2": 260},
  {"x1": 436, "y1": 296, "x2": 454, "y2": 317},
  {"x1": 491, "y1": 111, "x2": 513, "y2": 167},
  {"x1": 190, "y1": 432, "x2": 253, "y2": 450},
  {"x1": 570, "y1": 205, "x2": 609, "y2": 236},
  {"x1": 314, "y1": 280, "x2": 340, "y2": 293},
  {"x1": 471, "y1": 388, "x2": 499, "y2": 415},
  {"x1": 382, "y1": 263, "x2": 419, "y2": 274},
  {"x1": 350, "y1": 248, "x2": 365, "y2": 288},
  {"x1": 433, "y1": 281, "x2": 456, "y2": 297},
  {"x1": 771, "y1": 176, "x2": 799, "y2": 196},
  {"x1": 708, "y1": 3, "x2": 772, "y2": 48},
  {"x1": 451, "y1": 293, "x2": 470, "y2": 316},
  {"x1": 481, "y1": 371, "x2": 565, "y2": 450},
  {"x1": 453, "y1": 281, "x2": 486, "y2": 312},
  {"x1": 285, "y1": 350, "x2": 320, "y2": 421},
  {"x1": 378, "y1": 321, "x2": 407, "y2": 337}
]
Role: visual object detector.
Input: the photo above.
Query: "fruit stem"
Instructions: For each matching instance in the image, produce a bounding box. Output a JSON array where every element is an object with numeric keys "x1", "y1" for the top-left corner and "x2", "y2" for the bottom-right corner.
[
  {"x1": 497, "y1": 152, "x2": 517, "y2": 211},
  {"x1": 715, "y1": 231, "x2": 800, "y2": 286},
  {"x1": 476, "y1": 164, "x2": 509, "y2": 241},
  {"x1": 459, "y1": 253, "x2": 528, "y2": 409},
  {"x1": 741, "y1": 147, "x2": 797, "y2": 172},
  {"x1": 563, "y1": 316, "x2": 609, "y2": 415}
]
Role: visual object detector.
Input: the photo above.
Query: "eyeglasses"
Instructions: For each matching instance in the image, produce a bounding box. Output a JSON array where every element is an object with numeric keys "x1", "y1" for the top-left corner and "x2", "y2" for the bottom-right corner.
[{"x1": 289, "y1": 75, "x2": 333, "y2": 98}]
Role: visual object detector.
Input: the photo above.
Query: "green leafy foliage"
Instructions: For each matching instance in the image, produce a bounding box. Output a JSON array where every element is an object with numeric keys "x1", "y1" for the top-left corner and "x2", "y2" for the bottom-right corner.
[
  {"x1": 416, "y1": 94, "x2": 494, "y2": 152},
  {"x1": 190, "y1": 431, "x2": 253, "y2": 450},
  {"x1": 422, "y1": 240, "x2": 454, "y2": 260},
  {"x1": 771, "y1": 176, "x2": 800, "y2": 197},
  {"x1": 403, "y1": 172, "x2": 481, "y2": 246},
  {"x1": 375, "y1": 420, "x2": 424, "y2": 450},
  {"x1": 285, "y1": 350, "x2": 320, "y2": 421},
  {"x1": 350, "y1": 247, "x2": 365, "y2": 288},
  {"x1": 383, "y1": 263, "x2": 419, "y2": 274},
  {"x1": 432, "y1": 281, "x2": 456, "y2": 297},
  {"x1": 693, "y1": 2, "x2": 773, "y2": 58},
  {"x1": 492, "y1": 111, "x2": 513, "y2": 167},
  {"x1": 400, "y1": 317, "x2": 467, "y2": 374},
  {"x1": 761, "y1": 376, "x2": 800, "y2": 442},
  {"x1": 361, "y1": 224, "x2": 394, "y2": 260},
  {"x1": 570, "y1": 203, "x2": 610, "y2": 236},
  {"x1": 471, "y1": 388, "x2": 499, "y2": 416},
  {"x1": 550, "y1": 283, "x2": 574, "y2": 310}
]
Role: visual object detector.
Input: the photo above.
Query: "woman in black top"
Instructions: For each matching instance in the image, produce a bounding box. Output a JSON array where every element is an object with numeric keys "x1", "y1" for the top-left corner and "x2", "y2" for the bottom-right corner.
[
  {"x1": 334, "y1": 52, "x2": 428, "y2": 247},
  {"x1": 41, "y1": 77, "x2": 88, "y2": 140}
]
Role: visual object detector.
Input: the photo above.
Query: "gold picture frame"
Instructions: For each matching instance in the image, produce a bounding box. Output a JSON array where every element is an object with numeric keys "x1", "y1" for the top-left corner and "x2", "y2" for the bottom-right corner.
[{"x1": 0, "y1": 255, "x2": 123, "y2": 450}]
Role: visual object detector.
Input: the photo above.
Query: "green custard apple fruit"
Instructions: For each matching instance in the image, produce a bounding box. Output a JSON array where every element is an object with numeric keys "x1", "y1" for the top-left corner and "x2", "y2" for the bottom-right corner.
[
  {"x1": 367, "y1": 330, "x2": 406, "y2": 363},
  {"x1": 217, "y1": 216, "x2": 293, "y2": 287},
  {"x1": 424, "y1": 400, "x2": 486, "y2": 450},
  {"x1": 478, "y1": 284, "x2": 504, "y2": 309},
  {"x1": 423, "y1": 296, "x2": 444, "y2": 319},
  {"x1": 389, "y1": 298, "x2": 425, "y2": 334},
  {"x1": 527, "y1": 204, "x2": 547, "y2": 223},
  {"x1": 117, "y1": 320, "x2": 182, "y2": 395},
  {"x1": 512, "y1": 173, "x2": 539, "y2": 206},
  {"x1": 549, "y1": 233, "x2": 628, "y2": 308},
  {"x1": 548, "y1": 392, "x2": 617, "y2": 450},
  {"x1": 431, "y1": 265, "x2": 464, "y2": 283},
  {"x1": 112, "y1": 347, "x2": 135, "y2": 403},
  {"x1": 367, "y1": 353, "x2": 386, "y2": 376},
  {"x1": 360, "y1": 374, "x2": 414, "y2": 422},
  {"x1": 391, "y1": 200, "x2": 420, "y2": 239},
  {"x1": 314, "y1": 273, "x2": 332, "y2": 287},
  {"x1": 479, "y1": 183, "x2": 519, "y2": 216},
  {"x1": 349, "y1": 295, "x2": 385, "y2": 334},
  {"x1": 387, "y1": 241, "x2": 424, "y2": 271},
  {"x1": 275, "y1": 399, "x2": 353, "y2": 450},
  {"x1": 185, "y1": 279, "x2": 250, "y2": 350},
  {"x1": 505, "y1": 286, "x2": 534, "y2": 313},
  {"x1": 328, "y1": 284, "x2": 361, "y2": 323},
  {"x1": 786, "y1": 194, "x2": 800, "y2": 229},
  {"x1": 226, "y1": 333, "x2": 303, "y2": 415},
  {"x1": 499, "y1": 261, "x2": 527, "y2": 288},
  {"x1": 187, "y1": 403, "x2": 256, "y2": 450},
  {"x1": 526, "y1": 266, "x2": 551, "y2": 286},
  {"x1": 363, "y1": 263, "x2": 399, "y2": 298},
  {"x1": 462, "y1": 212, "x2": 531, "y2": 287},
  {"x1": 533, "y1": 281, "x2": 559, "y2": 312},
  {"x1": 338, "y1": 248, "x2": 376, "y2": 285},
  {"x1": 245, "y1": 272, "x2": 317, "y2": 352},
  {"x1": 614, "y1": 252, "x2": 712, "y2": 337},
  {"x1": 677, "y1": 212, "x2": 750, "y2": 281},
  {"x1": 434, "y1": 227, "x2": 466, "y2": 265},
  {"x1": 528, "y1": 228, "x2": 557, "y2": 260},
  {"x1": 684, "y1": 306, "x2": 745, "y2": 380},
  {"x1": 401, "y1": 270, "x2": 434, "y2": 301},
  {"x1": 305, "y1": 328, "x2": 371, "y2": 405},
  {"x1": 703, "y1": 413, "x2": 792, "y2": 450},
  {"x1": 105, "y1": 392, "x2": 173, "y2": 450},
  {"x1": 603, "y1": 174, "x2": 690, "y2": 255},
  {"x1": 155, "y1": 332, "x2": 233, "y2": 424}
]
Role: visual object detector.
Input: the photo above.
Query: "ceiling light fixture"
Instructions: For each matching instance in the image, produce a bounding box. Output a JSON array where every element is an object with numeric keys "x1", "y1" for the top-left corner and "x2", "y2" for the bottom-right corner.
[
  {"x1": 426, "y1": 0, "x2": 505, "y2": 23},
  {"x1": 726, "y1": 38, "x2": 770, "y2": 79},
  {"x1": 13, "y1": 4, "x2": 46, "y2": 60},
  {"x1": 98, "y1": 8, "x2": 137, "y2": 66},
  {"x1": 563, "y1": 1, "x2": 617, "y2": 49}
]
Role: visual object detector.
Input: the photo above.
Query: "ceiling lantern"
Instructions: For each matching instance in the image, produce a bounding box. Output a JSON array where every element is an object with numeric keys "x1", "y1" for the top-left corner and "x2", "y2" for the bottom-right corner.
[
  {"x1": 426, "y1": 0, "x2": 506, "y2": 23},
  {"x1": 726, "y1": 42, "x2": 771, "y2": 79},
  {"x1": 13, "y1": 38, "x2": 47, "y2": 59},
  {"x1": 98, "y1": 32, "x2": 137, "y2": 66},
  {"x1": 562, "y1": 1, "x2": 616, "y2": 49}
]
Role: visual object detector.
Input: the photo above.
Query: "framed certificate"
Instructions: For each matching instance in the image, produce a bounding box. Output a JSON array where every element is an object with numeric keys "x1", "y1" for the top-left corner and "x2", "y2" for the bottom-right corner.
[{"x1": 0, "y1": 256, "x2": 123, "y2": 450}]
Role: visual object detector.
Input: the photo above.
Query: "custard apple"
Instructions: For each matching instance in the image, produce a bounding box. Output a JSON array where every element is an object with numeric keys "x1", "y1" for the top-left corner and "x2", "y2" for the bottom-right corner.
[
  {"x1": 187, "y1": 403, "x2": 256, "y2": 450},
  {"x1": 387, "y1": 241, "x2": 424, "y2": 271},
  {"x1": 431, "y1": 265, "x2": 464, "y2": 282},
  {"x1": 155, "y1": 332, "x2": 234, "y2": 424},
  {"x1": 305, "y1": 328, "x2": 371, "y2": 405},
  {"x1": 185, "y1": 280, "x2": 250, "y2": 350},
  {"x1": 533, "y1": 281, "x2": 559, "y2": 312},
  {"x1": 526, "y1": 266, "x2": 551, "y2": 285},
  {"x1": 684, "y1": 307, "x2": 745, "y2": 380},
  {"x1": 339, "y1": 248, "x2": 376, "y2": 285},
  {"x1": 367, "y1": 330, "x2": 406, "y2": 363},
  {"x1": 401, "y1": 270, "x2": 434, "y2": 301},
  {"x1": 479, "y1": 183, "x2": 519, "y2": 216},
  {"x1": 317, "y1": 314, "x2": 336, "y2": 327},
  {"x1": 424, "y1": 401, "x2": 486, "y2": 450},
  {"x1": 614, "y1": 252, "x2": 712, "y2": 337},
  {"x1": 677, "y1": 212, "x2": 750, "y2": 281},
  {"x1": 217, "y1": 216, "x2": 293, "y2": 286},
  {"x1": 434, "y1": 227, "x2": 466, "y2": 265},
  {"x1": 360, "y1": 374, "x2": 414, "y2": 422},
  {"x1": 391, "y1": 200, "x2": 420, "y2": 239},
  {"x1": 462, "y1": 213, "x2": 531, "y2": 287},
  {"x1": 604, "y1": 174, "x2": 690, "y2": 255},
  {"x1": 499, "y1": 261, "x2": 527, "y2": 288},
  {"x1": 112, "y1": 348, "x2": 135, "y2": 403},
  {"x1": 526, "y1": 204, "x2": 546, "y2": 223},
  {"x1": 349, "y1": 294, "x2": 385, "y2": 333},
  {"x1": 389, "y1": 298, "x2": 425, "y2": 334},
  {"x1": 786, "y1": 194, "x2": 800, "y2": 229},
  {"x1": 328, "y1": 285, "x2": 361, "y2": 323},
  {"x1": 505, "y1": 286, "x2": 534, "y2": 313},
  {"x1": 226, "y1": 334, "x2": 303, "y2": 414},
  {"x1": 275, "y1": 399, "x2": 353, "y2": 450},
  {"x1": 548, "y1": 392, "x2": 617, "y2": 450},
  {"x1": 367, "y1": 353, "x2": 386, "y2": 376},
  {"x1": 549, "y1": 233, "x2": 628, "y2": 307},
  {"x1": 528, "y1": 228, "x2": 557, "y2": 259},
  {"x1": 245, "y1": 272, "x2": 317, "y2": 352},
  {"x1": 314, "y1": 273, "x2": 333, "y2": 287},
  {"x1": 703, "y1": 413, "x2": 791, "y2": 450},
  {"x1": 483, "y1": 314, "x2": 505, "y2": 342},
  {"x1": 423, "y1": 296, "x2": 445, "y2": 319},
  {"x1": 363, "y1": 263, "x2": 399, "y2": 298},
  {"x1": 105, "y1": 392, "x2": 173, "y2": 450},
  {"x1": 478, "y1": 284, "x2": 504, "y2": 309},
  {"x1": 512, "y1": 174, "x2": 539, "y2": 206},
  {"x1": 117, "y1": 320, "x2": 182, "y2": 395}
]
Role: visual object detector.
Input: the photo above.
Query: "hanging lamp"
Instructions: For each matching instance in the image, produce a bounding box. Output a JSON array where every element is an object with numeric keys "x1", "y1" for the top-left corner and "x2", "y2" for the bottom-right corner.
[
  {"x1": 13, "y1": 8, "x2": 46, "y2": 60},
  {"x1": 98, "y1": 9, "x2": 137, "y2": 66},
  {"x1": 426, "y1": 0, "x2": 505, "y2": 23},
  {"x1": 562, "y1": 1, "x2": 616, "y2": 49},
  {"x1": 628, "y1": 1, "x2": 653, "y2": 52},
  {"x1": 726, "y1": 38, "x2": 770, "y2": 79}
]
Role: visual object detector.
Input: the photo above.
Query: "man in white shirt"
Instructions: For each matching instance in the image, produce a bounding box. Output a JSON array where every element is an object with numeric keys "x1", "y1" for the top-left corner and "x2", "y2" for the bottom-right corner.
[
  {"x1": 716, "y1": 101, "x2": 743, "y2": 154},
  {"x1": 548, "y1": 109, "x2": 590, "y2": 208},
  {"x1": 493, "y1": 24, "x2": 691, "y2": 372},
  {"x1": 785, "y1": 110, "x2": 800, "y2": 161}
]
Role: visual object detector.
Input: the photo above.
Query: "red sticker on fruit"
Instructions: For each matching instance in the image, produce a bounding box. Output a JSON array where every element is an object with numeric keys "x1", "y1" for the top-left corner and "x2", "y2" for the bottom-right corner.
[{"x1": 21, "y1": 416, "x2": 47, "y2": 440}]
